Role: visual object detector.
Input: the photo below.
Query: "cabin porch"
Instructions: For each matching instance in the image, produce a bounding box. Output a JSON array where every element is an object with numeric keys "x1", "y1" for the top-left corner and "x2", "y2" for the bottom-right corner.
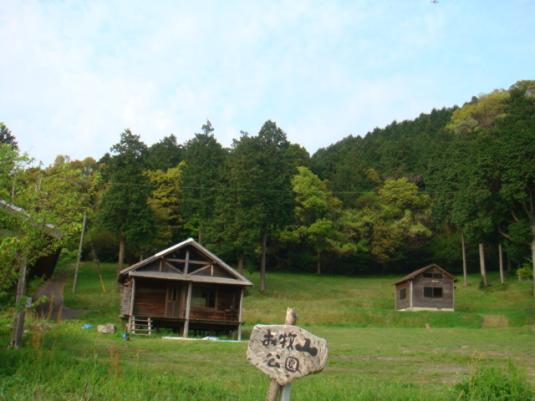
[{"x1": 122, "y1": 278, "x2": 244, "y2": 338}]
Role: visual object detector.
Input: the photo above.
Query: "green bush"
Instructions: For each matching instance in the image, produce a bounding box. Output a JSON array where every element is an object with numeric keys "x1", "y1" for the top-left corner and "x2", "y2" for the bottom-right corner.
[
  {"x1": 454, "y1": 363, "x2": 534, "y2": 401},
  {"x1": 516, "y1": 263, "x2": 533, "y2": 281}
]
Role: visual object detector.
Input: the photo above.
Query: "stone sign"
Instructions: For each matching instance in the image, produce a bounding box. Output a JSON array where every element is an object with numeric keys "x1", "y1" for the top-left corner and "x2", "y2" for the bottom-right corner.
[{"x1": 247, "y1": 324, "x2": 328, "y2": 385}]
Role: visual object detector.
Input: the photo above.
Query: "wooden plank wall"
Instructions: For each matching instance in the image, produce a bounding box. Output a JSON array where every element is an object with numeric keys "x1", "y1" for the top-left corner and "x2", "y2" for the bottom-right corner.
[
  {"x1": 120, "y1": 281, "x2": 132, "y2": 316},
  {"x1": 395, "y1": 282, "x2": 410, "y2": 310},
  {"x1": 134, "y1": 280, "x2": 167, "y2": 317},
  {"x1": 412, "y1": 274, "x2": 454, "y2": 309}
]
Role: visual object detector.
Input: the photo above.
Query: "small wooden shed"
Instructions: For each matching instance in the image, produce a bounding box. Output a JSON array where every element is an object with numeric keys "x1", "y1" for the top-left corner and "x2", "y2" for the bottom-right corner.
[
  {"x1": 394, "y1": 264, "x2": 455, "y2": 311},
  {"x1": 118, "y1": 238, "x2": 252, "y2": 338}
]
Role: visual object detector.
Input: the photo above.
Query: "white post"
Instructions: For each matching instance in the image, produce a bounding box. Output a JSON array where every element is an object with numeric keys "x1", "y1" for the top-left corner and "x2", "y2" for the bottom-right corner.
[
  {"x1": 498, "y1": 243, "x2": 505, "y2": 285},
  {"x1": 129, "y1": 278, "x2": 136, "y2": 317},
  {"x1": 461, "y1": 231, "x2": 468, "y2": 287},
  {"x1": 409, "y1": 280, "x2": 413, "y2": 310},
  {"x1": 183, "y1": 282, "x2": 192, "y2": 337},
  {"x1": 280, "y1": 384, "x2": 292, "y2": 401},
  {"x1": 479, "y1": 243, "x2": 488, "y2": 286},
  {"x1": 237, "y1": 287, "x2": 244, "y2": 341}
]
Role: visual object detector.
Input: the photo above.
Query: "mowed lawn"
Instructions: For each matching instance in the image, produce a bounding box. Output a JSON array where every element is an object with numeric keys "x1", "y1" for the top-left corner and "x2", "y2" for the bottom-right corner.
[{"x1": 1, "y1": 262, "x2": 534, "y2": 401}]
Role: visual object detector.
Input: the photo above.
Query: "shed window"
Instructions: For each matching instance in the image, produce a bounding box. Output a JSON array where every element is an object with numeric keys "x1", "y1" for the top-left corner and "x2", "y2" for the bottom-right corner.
[
  {"x1": 423, "y1": 287, "x2": 443, "y2": 298},
  {"x1": 399, "y1": 288, "x2": 407, "y2": 299},
  {"x1": 192, "y1": 286, "x2": 216, "y2": 308}
]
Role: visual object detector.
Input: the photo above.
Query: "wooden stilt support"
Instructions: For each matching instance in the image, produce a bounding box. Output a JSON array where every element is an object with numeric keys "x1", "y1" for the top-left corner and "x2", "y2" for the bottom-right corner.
[
  {"x1": 183, "y1": 282, "x2": 192, "y2": 337},
  {"x1": 237, "y1": 287, "x2": 244, "y2": 341}
]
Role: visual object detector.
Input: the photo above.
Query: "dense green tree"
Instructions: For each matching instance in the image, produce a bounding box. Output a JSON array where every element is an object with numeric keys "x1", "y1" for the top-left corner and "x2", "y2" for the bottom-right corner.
[
  {"x1": 180, "y1": 121, "x2": 227, "y2": 243},
  {"x1": 355, "y1": 178, "x2": 432, "y2": 265},
  {"x1": 1, "y1": 153, "x2": 89, "y2": 347},
  {"x1": 145, "y1": 134, "x2": 183, "y2": 170},
  {"x1": 281, "y1": 166, "x2": 358, "y2": 274},
  {"x1": 311, "y1": 108, "x2": 453, "y2": 205},
  {"x1": 426, "y1": 82, "x2": 535, "y2": 289},
  {"x1": 492, "y1": 81, "x2": 535, "y2": 294},
  {"x1": 146, "y1": 161, "x2": 185, "y2": 248},
  {"x1": 447, "y1": 90, "x2": 510, "y2": 134},
  {"x1": 225, "y1": 121, "x2": 295, "y2": 291},
  {"x1": 98, "y1": 129, "x2": 156, "y2": 269},
  {"x1": 0, "y1": 122, "x2": 18, "y2": 150}
]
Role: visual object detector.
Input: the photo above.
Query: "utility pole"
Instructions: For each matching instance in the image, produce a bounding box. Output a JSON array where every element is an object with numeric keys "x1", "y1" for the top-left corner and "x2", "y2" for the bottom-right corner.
[{"x1": 72, "y1": 212, "x2": 87, "y2": 293}]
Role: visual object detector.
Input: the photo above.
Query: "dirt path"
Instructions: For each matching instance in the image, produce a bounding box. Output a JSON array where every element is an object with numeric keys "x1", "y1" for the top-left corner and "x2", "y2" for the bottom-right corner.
[{"x1": 34, "y1": 274, "x2": 80, "y2": 320}]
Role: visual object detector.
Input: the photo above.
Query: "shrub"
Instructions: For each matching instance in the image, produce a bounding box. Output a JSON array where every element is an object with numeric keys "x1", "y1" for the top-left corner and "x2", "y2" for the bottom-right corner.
[
  {"x1": 516, "y1": 263, "x2": 533, "y2": 281},
  {"x1": 454, "y1": 363, "x2": 534, "y2": 401}
]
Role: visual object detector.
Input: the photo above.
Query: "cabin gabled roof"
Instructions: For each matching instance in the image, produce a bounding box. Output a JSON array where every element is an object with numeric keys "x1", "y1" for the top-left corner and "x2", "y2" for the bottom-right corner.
[
  {"x1": 118, "y1": 238, "x2": 253, "y2": 286},
  {"x1": 394, "y1": 264, "x2": 455, "y2": 286}
]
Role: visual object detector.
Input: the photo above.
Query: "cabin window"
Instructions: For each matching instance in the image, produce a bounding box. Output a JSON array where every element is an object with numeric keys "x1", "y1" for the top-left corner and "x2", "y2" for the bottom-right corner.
[
  {"x1": 192, "y1": 286, "x2": 216, "y2": 308},
  {"x1": 423, "y1": 287, "x2": 443, "y2": 298},
  {"x1": 399, "y1": 288, "x2": 407, "y2": 299}
]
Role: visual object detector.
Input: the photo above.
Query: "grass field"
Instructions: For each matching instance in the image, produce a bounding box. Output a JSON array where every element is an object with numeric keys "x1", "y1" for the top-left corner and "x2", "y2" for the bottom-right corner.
[{"x1": 1, "y1": 262, "x2": 534, "y2": 401}]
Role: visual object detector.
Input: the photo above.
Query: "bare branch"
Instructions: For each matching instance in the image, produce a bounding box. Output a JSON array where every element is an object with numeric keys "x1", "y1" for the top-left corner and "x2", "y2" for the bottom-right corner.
[
  {"x1": 511, "y1": 208, "x2": 520, "y2": 223},
  {"x1": 498, "y1": 227, "x2": 513, "y2": 241}
]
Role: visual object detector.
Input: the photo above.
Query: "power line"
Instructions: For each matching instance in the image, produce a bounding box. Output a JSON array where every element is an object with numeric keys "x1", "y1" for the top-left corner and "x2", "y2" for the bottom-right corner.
[{"x1": 100, "y1": 181, "x2": 468, "y2": 195}]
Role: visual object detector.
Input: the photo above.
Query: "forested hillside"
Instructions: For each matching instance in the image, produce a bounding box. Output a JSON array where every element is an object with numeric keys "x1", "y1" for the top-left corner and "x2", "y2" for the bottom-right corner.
[{"x1": 2, "y1": 80, "x2": 534, "y2": 294}]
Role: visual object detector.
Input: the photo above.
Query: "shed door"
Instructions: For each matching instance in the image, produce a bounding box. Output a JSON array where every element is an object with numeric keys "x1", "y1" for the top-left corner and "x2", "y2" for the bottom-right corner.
[{"x1": 165, "y1": 284, "x2": 181, "y2": 318}]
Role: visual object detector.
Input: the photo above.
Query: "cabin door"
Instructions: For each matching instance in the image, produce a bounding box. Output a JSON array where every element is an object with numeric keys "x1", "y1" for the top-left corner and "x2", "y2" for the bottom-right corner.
[{"x1": 165, "y1": 284, "x2": 181, "y2": 318}]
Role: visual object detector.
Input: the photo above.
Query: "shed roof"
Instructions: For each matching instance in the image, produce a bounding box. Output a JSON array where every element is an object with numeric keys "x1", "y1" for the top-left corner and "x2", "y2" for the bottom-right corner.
[
  {"x1": 118, "y1": 238, "x2": 253, "y2": 286},
  {"x1": 394, "y1": 264, "x2": 455, "y2": 286}
]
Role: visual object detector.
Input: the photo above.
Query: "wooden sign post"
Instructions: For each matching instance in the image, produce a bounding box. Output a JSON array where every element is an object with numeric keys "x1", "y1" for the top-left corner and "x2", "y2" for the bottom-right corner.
[{"x1": 247, "y1": 308, "x2": 328, "y2": 401}]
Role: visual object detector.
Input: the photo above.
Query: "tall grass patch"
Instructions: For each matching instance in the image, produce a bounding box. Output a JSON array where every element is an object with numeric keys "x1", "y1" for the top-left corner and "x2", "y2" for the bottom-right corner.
[{"x1": 454, "y1": 363, "x2": 534, "y2": 401}]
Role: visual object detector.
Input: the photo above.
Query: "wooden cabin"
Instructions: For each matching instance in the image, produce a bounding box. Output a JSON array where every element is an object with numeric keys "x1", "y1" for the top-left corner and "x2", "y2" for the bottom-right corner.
[
  {"x1": 394, "y1": 264, "x2": 455, "y2": 311},
  {"x1": 118, "y1": 238, "x2": 253, "y2": 338}
]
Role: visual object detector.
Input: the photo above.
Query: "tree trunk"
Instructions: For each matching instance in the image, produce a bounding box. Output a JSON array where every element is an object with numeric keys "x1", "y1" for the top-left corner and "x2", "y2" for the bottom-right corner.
[
  {"x1": 498, "y1": 243, "x2": 505, "y2": 285},
  {"x1": 316, "y1": 250, "x2": 321, "y2": 274},
  {"x1": 531, "y1": 224, "x2": 535, "y2": 297},
  {"x1": 118, "y1": 235, "x2": 126, "y2": 271},
  {"x1": 72, "y1": 211, "x2": 87, "y2": 294},
  {"x1": 10, "y1": 256, "x2": 28, "y2": 349},
  {"x1": 238, "y1": 255, "x2": 244, "y2": 274},
  {"x1": 478, "y1": 243, "x2": 488, "y2": 287},
  {"x1": 461, "y1": 231, "x2": 468, "y2": 287},
  {"x1": 260, "y1": 233, "x2": 267, "y2": 293}
]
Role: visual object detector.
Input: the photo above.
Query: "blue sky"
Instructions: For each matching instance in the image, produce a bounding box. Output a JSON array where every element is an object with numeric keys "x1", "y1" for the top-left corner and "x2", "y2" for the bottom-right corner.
[{"x1": 1, "y1": 1, "x2": 534, "y2": 165}]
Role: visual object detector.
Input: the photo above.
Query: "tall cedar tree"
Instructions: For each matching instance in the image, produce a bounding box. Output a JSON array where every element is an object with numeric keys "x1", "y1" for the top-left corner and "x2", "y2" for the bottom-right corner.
[
  {"x1": 180, "y1": 121, "x2": 226, "y2": 243},
  {"x1": 99, "y1": 129, "x2": 156, "y2": 269},
  {"x1": 145, "y1": 134, "x2": 183, "y2": 170},
  {"x1": 228, "y1": 121, "x2": 294, "y2": 291}
]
